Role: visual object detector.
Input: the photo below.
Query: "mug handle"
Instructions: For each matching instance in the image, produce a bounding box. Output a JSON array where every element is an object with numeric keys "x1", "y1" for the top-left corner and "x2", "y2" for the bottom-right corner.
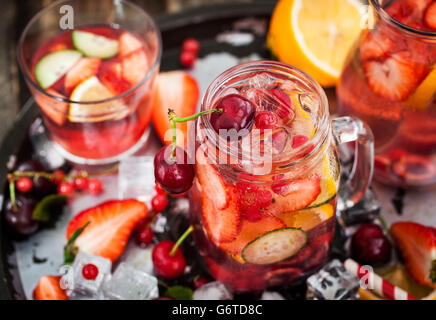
[{"x1": 332, "y1": 116, "x2": 374, "y2": 211}]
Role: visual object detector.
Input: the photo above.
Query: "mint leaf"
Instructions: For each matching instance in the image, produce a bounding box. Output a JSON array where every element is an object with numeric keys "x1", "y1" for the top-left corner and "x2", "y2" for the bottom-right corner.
[
  {"x1": 63, "y1": 221, "x2": 90, "y2": 265},
  {"x1": 33, "y1": 194, "x2": 67, "y2": 222},
  {"x1": 164, "y1": 285, "x2": 193, "y2": 300}
]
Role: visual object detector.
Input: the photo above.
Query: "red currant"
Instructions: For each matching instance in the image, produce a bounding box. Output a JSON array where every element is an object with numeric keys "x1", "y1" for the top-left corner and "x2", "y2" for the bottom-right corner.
[
  {"x1": 88, "y1": 178, "x2": 103, "y2": 195},
  {"x1": 193, "y1": 276, "x2": 208, "y2": 289},
  {"x1": 182, "y1": 38, "x2": 200, "y2": 54},
  {"x1": 255, "y1": 111, "x2": 278, "y2": 130},
  {"x1": 180, "y1": 50, "x2": 196, "y2": 68},
  {"x1": 82, "y1": 263, "x2": 99, "y2": 280},
  {"x1": 73, "y1": 177, "x2": 89, "y2": 191},
  {"x1": 155, "y1": 184, "x2": 166, "y2": 196},
  {"x1": 135, "y1": 226, "x2": 154, "y2": 247},
  {"x1": 52, "y1": 170, "x2": 65, "y2": 184},
  {"x1": 151, "y1": 194, "x2": 168, "y2": 212},
  {"x1": 58, "y1": 182, "x2": 74, "y2": 196},
  {"x1": 16, "y1": 177, "x2": 33, "y2": 193}
]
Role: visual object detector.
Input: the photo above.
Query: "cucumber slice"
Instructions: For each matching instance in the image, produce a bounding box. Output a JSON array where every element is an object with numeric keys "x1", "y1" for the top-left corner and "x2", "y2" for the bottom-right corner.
[
  {"x1": 35, "y1": 50, "x2": 82, "y2": 89},
  {"x1": 72, "y1": 30, "x2": 119, "y2": 59},
  {"x1": 242, "y1": 228, "x2": 307, "y2": 265}
]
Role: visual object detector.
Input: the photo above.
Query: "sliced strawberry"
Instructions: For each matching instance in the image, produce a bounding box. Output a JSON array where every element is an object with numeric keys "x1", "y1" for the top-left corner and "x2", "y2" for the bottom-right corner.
[
  {"x1": 98, "y1": 60, "x2": 131, "y2": 95},
  {"x1": 33, "y1": 275, "x2": 68, "y2": 300},
  {"x1": 119, "y1": 32, "x2": 144, "y2": 57},
  {"x1": 34, "y1": 88, "x2": 68, "y2": 126},
  {"x1": 66, "y1": 199, "x2": 147, "y2": 262},
  {"x1": 359, "y1": 30, "x2": 396, "y2": 62},
  {"x1": 65, "y1": 58, "x2": 101, "y2": 94},
  {"x1": 196, "y1": 148, "x2": 229, "y2": 210},
  {"x1": 425, "y1": 2, "x2": 436, "y2": 30},
  {"x1": 268, "y1": 175, "x2": 321, "y2": 215},
  {"x1": 390, "y1": 221, "x2": 436, "y2": 288},
  {"x1": 219, "y1": 215, "x2": 286, "y2": 256},
  {"x1": 363, "y1": 52, "x2": 421, "y2": 101},
  {"x1": 122, "y1": 49, "x2": 149, "y2": 86},
  {"x1": 151, "y1": 71, "x2": 199, "y2": 146}
]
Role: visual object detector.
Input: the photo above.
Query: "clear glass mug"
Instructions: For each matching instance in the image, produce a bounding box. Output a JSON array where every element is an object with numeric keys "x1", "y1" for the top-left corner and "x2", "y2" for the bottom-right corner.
[
  {"x1": 337, "y1": 0, "x2": 436, "y2": 188},
  {"x1": 17, "y1": 0, "x2": 161, "y2": 164},
  {"x1": 188, "y1": 61, "x2": 374, "y2": 292}
]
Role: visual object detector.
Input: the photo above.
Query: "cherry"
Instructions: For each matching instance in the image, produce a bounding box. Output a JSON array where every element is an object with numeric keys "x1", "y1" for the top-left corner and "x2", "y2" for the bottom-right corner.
[
  {"x1": 52, "y1": 170, "x2": 65, "y2": 184},
  {"x1": 255, "y1": 111, "x2": 277, "y2": 130},
  {"x1": 4, "y1": 195, "x2": 39, "y2": 235},
  {"x1": 151, "y1": 194, "x2": 168, "y2": 212},
  {"x1": 152, "y1": 240, "x2": 186, "y2": 279},
  {"x1": 58, "y1": 182, "x2": 74, "y2": 196},
  {"x1": 87, "y1": 178, "x2": 103, "y2": 195},
  {"x1": 210, "y1": 94, "x2": 256, "y2": 135},
  {"x1": 193, "y1": 276, "x2": 209, "y2": 289},
  {"x1": 154, "y1": 146, "x2": 195, "y2": 194},
  {"x1": 73, "y1": 177, "x2": 89, "y2": 191},
  {"x1": 351, "y1": 223, "x2": 391, "y2": 265},
  {"x1": 82, "y1": 263, "x2": 99, "y2": 280},
  {"x1": 16, "y1": 177, "x2": 33, "y2": 193},
  {"x1": 180, "y1": 50, "x2": 196, "y2": 68},
  {"x1": 182, "y1": 38, "x2": 200, "y2": 54},
  {"x1": 135, "y1": 225, "x2": 154, "y2": 247}
]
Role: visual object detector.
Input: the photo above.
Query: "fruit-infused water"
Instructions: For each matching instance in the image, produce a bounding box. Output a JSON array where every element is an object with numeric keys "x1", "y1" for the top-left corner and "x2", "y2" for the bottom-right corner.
[
  {"x1": 189, "y1": 62, "x2": 342, "y2": 291},
  {"x1": 337, "y1": 0, "x2": 436, "y2": 187}
]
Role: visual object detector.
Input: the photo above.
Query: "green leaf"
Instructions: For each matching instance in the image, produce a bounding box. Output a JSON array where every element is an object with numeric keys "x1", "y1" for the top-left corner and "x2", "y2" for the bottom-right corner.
[
  {"x1": 164, "y1": 285, "x2": 193, "y2": 300},
  {"x1": 33, "y1": 194, "x2": 67, "y2": 222},
  {"x1": 63, "y1": 221, "x2": 90, "y2": 265}
]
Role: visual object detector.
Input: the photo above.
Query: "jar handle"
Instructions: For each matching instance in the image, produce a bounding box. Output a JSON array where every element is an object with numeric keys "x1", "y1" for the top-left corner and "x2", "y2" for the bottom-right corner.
[{"x1": 332, "y1": 116, "x2": 374, "y2": 211}]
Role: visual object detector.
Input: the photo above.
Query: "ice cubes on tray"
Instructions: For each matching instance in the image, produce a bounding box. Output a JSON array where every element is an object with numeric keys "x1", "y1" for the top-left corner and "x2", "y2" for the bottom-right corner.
[{"x1": 193, "y1": 281, "x2": 233, "y2": 300}]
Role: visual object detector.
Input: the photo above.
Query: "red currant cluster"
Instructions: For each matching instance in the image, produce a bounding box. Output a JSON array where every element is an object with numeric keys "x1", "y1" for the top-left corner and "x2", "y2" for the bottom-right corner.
[
  {"x1": 180, "y1": 38, "x2": 200, "y2": 68},
  {"x1": 52, "y1": 170, "x2": 103, "y2": 196}
]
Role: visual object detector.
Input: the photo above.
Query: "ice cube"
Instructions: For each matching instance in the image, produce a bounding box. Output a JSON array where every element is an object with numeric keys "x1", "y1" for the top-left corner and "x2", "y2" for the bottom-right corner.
[
  {"x1": 29, "y1": 118, "x2": 66, "y2": 170},
  {"x1": 306, "y1": 259, "x2": 359, "y2": 300},
  {"x1": 72, "y1": 251, "x2": 112, "y2": 297},
  {"x1": 151, "y1": 213, "x2": 168, "y2": 234},
  {"x1": 122, "y1": 243, "x2": 155, "y2": 275},
  {"x1": 248, "y1": 72, "x2": 273, "y2": 89},
  {"x1": 102, "y1": 263, "x2": 158, "y2": 300},
  {"x1": 118, "y1": 156, "x2": 155, "y2": 203},
  {"x1": 260, "y1": 291, "x2": 285, "y2": 300},
  {"x1": 339, "y1": 188, "x2": 381, "y2": 228},
  {"x1": 193, "y1": 281, "x2": 233, "y2": 300}
]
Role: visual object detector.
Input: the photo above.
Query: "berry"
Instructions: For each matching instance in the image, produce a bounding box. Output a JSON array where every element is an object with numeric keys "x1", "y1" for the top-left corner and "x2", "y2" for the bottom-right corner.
[
  {"x1": 135, "y1": 226, "x2": 154, "y2": 247},
  {"x1": 424, "y1": 2, "x2": 436, "y2": 30},
  {"x1": 193, "y1": 276, "x2": 208, "y2": 289},
  {"x1": 4, "y1": 195, "x2": 39, "y2": 235},
  {"x1": 58, "y1": 182, "x2": 74, "y2": 196},
  {"x1": 236, "y1": 181, "x2": 258, "y2": 196},
  {"x1": 210, "y1": 94, "x2": 256, "y2": 135},
  {"x1": 152, "y1": 240, "x2": 186, "y2": 279},
  {"x1": 154, "y1": 146, "x2": 195, "y2": 194},
  {"x1": 244, "y1": 206, "x2": 263, "y2": 222},
  {"x1": 151, "y1": 194, "x2": 168, "y2": 212},
  {"x1": 256, "y1": 189, "x2": 272, "y2": 208},
  {"x1": 351, "y1": 223, "x2": 391, "y2": 266},
  {"x1": 155, "y1": 184, "x2": 166, "y2": 195},
  {"x1": 82, "y1": 264, "x2": 99, "y2": 280},
  {"x1": 255, "y1": 111, "x2": 277, "y2": 130},
  {"x1": 16, "y1": 177, "x2": 33, "y2": 193},
  {"x1": 87, "y1": 178, "x2": 103, "y2": 195},
  {"x1": 180, "y1": 50, "x2": 196, "y2": 68},
  {"x1": 182, "y1": 38, "x2": 200, "y2": 54},
  {"x1": 73, "y1": 177, "x2": 89, "y2": 191},
  {"x1": 16, "y1": 160, "x2": 55, "y2": 196},
  {"x1": 52, "y1": 170, "x2": 65, "y2": 184},
  {"x1": 291, "y1": 135, "x2": 309, "y2": 148}
]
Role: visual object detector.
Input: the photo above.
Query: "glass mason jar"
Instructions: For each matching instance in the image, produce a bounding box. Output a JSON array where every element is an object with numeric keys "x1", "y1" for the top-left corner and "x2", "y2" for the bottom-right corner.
[
  {"x1": 337, "y1": 0, "x2": 436, "y2": 188},
  {"x1": 189, "y1": 61, "x2": 374, "y2": 292},
  {"x1": 18, "y1": 0, "x2": 161, "y2": 164}
]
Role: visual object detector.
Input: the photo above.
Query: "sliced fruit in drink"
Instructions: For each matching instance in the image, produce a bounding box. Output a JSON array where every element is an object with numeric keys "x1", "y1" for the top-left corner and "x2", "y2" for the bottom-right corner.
[
  {"x1": 72, "y1": 30, "x2": 119, "y2": 59},
  {"x1": 119, "y1": 32, "x2": 144, "y2": 56},
  {"x1": 69, "y1": 76, "x2": 129, "y2": 122},
  {"x1": 241, "y1": 227, "x2": 307, "y2": 265},
  {"x1": 35, "y1": 50, "x2": 82, "y2": 89},
  {"x1": 65, "y1": 57, "x2": 101, "y2": 94},
  {"x1": 269, "y1": 175, "x2": 321, "y2": 214},
  {"x1": 196, "y1": 148, "x2": 229, "y2": 210},
  {"x1": 277, "y1": 203, "x2": 334, "y2": 231},
  {"x1": 122, "y1": 50, "x2": 149, "y2": 85},
  {"x1": 358, "y1": 29, "x2": 396, "y2": 62},
  {"x1": 425, "y1": 2, "x2": 436, "y2": 30},
  {"x1": 264, "y1": 267, "x2": 302, "y2": 287},
  {"x1": 34, "y1": 88, "x2": 68, "y2": 126},
  {"x1": 392, "y1": 154, "x2": 436, "y2": 183},
  {"x1": 406, "y1": 66, "x2": 436, "y2": 109},
  {"x1": 219, "y1": 215, "x2": 286, "y2": 256}
]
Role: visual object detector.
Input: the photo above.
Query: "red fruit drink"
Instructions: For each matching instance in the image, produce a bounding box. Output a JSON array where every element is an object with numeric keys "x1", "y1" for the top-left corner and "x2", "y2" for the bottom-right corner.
[
  {"x1": 337, "y1": 0, "x2": 436, "y2": 187},
  {"x1": 189, "y1": 62, "x2": 342, "y2": 292}
]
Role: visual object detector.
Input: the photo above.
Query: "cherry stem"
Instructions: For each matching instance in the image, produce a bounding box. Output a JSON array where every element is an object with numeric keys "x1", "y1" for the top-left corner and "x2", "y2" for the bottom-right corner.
[
  {"x1": 169, "y1": 225, "x2": 194, "y2": 257},
  {"x1": 167, "y1": 108, "x2": 222, "y2": 159},
  {"x1": 377, "y1": 215, "x2": 390, "y2": 236},
  {"x1": 8, "y1": 179, "x2": 17, "y2": 211}
]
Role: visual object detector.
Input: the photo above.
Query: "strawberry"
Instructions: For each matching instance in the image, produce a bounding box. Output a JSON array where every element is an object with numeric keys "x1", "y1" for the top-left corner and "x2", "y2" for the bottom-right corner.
[
  {"x1": 359, "y1": 30, "x2": 396, "y2": 62},
  {"x1": 390, "y1": 221, "x2": 436, "y2": 288},
  {"x1": 268, "y1": 175, "x2": 321, "y2": 215},
  {"x1": 33, "y1": 275, "x2": 68, "y2": 300},
  {"x1": 122, "y1": 50, "x2": 149, "y2": 86},
  {"x1": 363, "y1": 52, "x2": 421, "y2": 101},
  {"x1": 195, "y1": 148, "x2": 229, "y2": 210},
  {"x1": 151, "y1": 71, "x2": 199, "y2": 147},
  {"x1": 98, "y1": 61, "x2": 131, "y2": 95},
  {"x1": 66, "y1": 199, "x2": 147, "y2": 262},
  {"x1": 34, "y1": 88, "x2": 68, "y2": 126},
  {"x1": 201, "y1": 190, "x2": 241, "y2": 245},
  {"x1": 219, "y1": 215, "x2": 286, "y2": 256},
  {"x1": 65, "y1": 58, "x2": 101, "y2": 94},
  {"x1": 119, "y1": 32, "x2": 144, "y2": 57},
  {"x1": 425, "y1": 2, "x2": 436, "y2": 30}
]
